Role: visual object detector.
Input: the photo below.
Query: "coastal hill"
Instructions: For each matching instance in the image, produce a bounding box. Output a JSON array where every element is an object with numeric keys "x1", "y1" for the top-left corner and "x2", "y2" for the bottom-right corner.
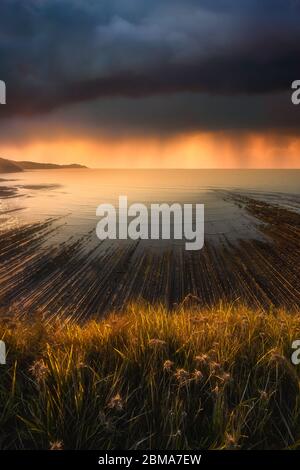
[
  {"x1": 0, "y1": 157, "x2": 87, "y2": 173},
  {"x1": 0, "y1": 158, "x2": 22, "y2": 173}
]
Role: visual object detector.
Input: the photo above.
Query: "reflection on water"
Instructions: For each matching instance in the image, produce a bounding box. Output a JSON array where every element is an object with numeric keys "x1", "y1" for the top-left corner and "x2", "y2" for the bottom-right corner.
[
  {"x1": 0, "y1": 169, "x2": 299, "y2": 315},
  {"x1": 0, "y1": 169, "x2": 299, "y2": 247}
]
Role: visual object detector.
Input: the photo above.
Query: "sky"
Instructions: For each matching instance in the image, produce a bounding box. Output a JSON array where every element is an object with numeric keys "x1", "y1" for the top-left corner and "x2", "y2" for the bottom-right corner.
[{"x1": 0, "y1": 0, "x2": 300, "y2": 168}]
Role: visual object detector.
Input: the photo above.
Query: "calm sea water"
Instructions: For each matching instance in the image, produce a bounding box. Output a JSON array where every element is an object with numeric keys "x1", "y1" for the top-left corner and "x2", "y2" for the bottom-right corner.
[{"x1": 0, "y1": 169, "x2": 299, "y2": 246}]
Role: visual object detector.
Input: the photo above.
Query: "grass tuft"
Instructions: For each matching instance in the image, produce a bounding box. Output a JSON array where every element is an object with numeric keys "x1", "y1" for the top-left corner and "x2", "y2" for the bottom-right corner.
[{"x1": 0, "y1": 302, "x2": 300, "y2": 450}]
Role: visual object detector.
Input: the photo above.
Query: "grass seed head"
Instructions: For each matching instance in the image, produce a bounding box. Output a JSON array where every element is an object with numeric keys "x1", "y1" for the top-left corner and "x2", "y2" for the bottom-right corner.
[
  {"x1": 108, "y1": 393, "x2": 124, "y2": 411},
  {"x1": 174, "y1": 368, "x2": 190, "y2": 384},
  {"x1": 163, "y1": 360, "x2": 174, "y2": 371},
  {"x1": 50, "y1": 441, "x2": 63, "y2": 451},
  {"x1": 28, "y1": 359, "x2": 49, "y2": 383}
]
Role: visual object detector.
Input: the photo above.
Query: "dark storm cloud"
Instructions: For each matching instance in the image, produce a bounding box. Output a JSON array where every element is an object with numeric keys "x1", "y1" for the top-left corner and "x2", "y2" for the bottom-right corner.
[
  {"x1": 1, "y1": 90, "x2": 299, "y2": 144},
  {"x1": 0, "y1": 0, "x2": 300, "y2": 133}
]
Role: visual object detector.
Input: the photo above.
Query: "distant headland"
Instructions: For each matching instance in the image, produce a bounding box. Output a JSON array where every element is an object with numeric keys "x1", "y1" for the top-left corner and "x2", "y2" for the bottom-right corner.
[{"x1": 0, "y1": 157, "x2": 87, "y2": 173}]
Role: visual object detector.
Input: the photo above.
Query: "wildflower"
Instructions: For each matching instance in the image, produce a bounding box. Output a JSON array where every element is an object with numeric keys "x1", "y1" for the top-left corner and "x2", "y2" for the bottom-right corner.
[
  {"x1": 195, "y1": 354, "x2": 209, "y2": 366},
  {"x1": 148, "y1": 338, "x2": 167, "y2": 347},
  {"x1": 259, "y1": 390, "x2": 269, "y2": 401},
  {"x1": 108, "y1": 393, "x2": 124, "y2": 411},
  {"x1": 50, "y1": 441, "x2": 63, "y2": 450},
  {"x1": 220, "y1": 372, "x2": 231, "y2": 383},
  {"x1": 193, "y1": 369, "x2": 203, "y2": 382},
  {"x1": 174, "y1": 368, "x2": 190, "y2": 384},
  {"x1": 28, "y1": 359, "x2": 49, "y2": 383},
  {"x1": 225, "y1": 433, "x2": 240, "y2": 450},
  {"x1": 210, "y1": 361, "x2": 222, "y2": 373},
  {"x1": 163, "y1": 360, "x2": 174, "y2": 371}
]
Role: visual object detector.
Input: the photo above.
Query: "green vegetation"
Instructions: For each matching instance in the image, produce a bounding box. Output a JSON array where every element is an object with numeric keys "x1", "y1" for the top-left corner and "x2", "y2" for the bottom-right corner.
[{"x1": 0, "y1": 302, "x2": 300, "y2": 450}]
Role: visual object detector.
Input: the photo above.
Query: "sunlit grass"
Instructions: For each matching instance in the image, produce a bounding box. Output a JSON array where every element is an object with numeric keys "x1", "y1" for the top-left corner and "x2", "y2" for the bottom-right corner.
[{"x1": 0, "y1": 302, "x2": 300, "y2": 450}]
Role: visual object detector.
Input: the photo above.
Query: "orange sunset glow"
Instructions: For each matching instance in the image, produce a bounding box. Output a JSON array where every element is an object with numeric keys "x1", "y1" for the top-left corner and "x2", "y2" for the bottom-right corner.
[{"x1": 1, "y1": 131, "x2": 300, "y2": 169}]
